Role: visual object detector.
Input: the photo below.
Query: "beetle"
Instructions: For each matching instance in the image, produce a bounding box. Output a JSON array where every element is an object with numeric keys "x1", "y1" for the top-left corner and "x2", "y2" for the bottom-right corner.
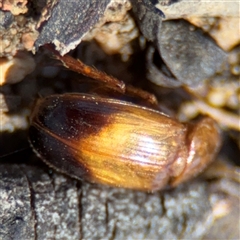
[{"x1": 29, "y1": 51, "x2": 221, "y2": 192}]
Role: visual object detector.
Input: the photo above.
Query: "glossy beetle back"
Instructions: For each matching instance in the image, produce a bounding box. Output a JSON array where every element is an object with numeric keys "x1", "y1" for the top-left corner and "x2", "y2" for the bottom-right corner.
[{"x1": 29, "y1": 94, "x2": 220, "y2": 191}]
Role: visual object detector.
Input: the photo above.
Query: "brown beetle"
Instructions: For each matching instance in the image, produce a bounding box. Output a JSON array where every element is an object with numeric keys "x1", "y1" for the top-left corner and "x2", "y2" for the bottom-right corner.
[
  {"x1": 29, "y1": 51, "x2": 221, "y2": 191},
  {"x1": 29, "y1": 96, "x2": 220, "y2": 191}
]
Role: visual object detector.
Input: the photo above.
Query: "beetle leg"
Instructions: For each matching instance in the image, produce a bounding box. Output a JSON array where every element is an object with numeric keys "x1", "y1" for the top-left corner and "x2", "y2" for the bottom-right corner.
[
  {"x1": 125, "y1": 85, "x2": 158, "y2": 106},
  {"x1": 53, "y1": 50, "x2": 126, "y2": 93},
  {"x1": 45, "y1": 45, "x2": 158, "y2": 106}
]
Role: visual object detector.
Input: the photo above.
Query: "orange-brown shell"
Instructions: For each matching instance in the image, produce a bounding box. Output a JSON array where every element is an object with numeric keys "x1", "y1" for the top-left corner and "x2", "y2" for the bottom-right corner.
[{"x1": 29, "y1": 94, "x2": 221, "y2": 191}]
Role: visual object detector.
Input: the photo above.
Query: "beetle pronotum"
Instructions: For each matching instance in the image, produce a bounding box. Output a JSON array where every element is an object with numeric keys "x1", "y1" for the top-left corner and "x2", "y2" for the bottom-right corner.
[{"x1": 29, "y1": 51, "x2": 221, "y2": 192}]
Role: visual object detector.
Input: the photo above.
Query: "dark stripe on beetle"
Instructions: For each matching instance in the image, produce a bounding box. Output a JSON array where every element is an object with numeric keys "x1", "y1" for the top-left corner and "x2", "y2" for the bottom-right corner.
[{"x1": 29, "y1": 94, "x2": 122, "y2": 180}]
